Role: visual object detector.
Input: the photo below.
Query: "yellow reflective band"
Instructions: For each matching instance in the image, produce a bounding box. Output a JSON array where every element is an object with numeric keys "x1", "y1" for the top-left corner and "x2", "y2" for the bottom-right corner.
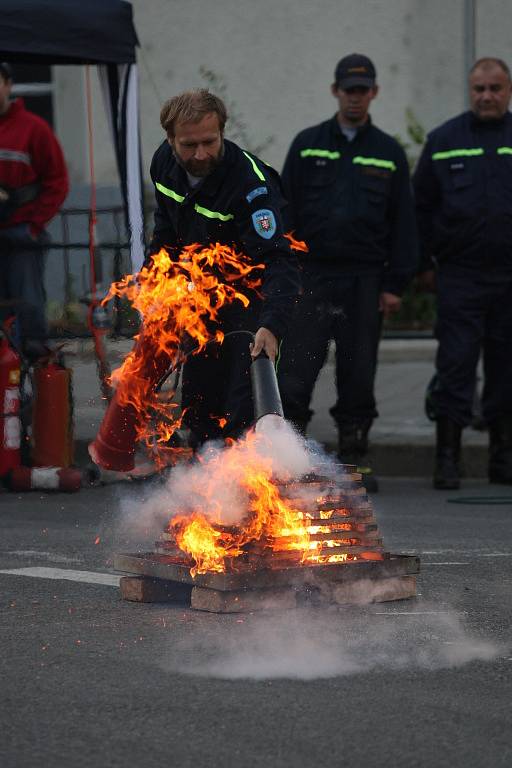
[
  {"x1": 194, "y1": 204, "x2": 234, "y2": 221},
  {"x1": 156, "y1": 183, "x2": 233, "y2": 220},
  {"x1": 300, "y1": 149, "x2": 341, "y2": 160},
  {"x1": 155, "y1": 182, "x2": 185, "y2": 203},
  {"x1": 353, "y1": 156, "x2": 396, "y2": 171},
  {"x1": 243, "y1": 151, "x2": 266, "y2": 181},
  {"x1": 432, "y1": 148, "x2": 484, "y2": 160},
  {"x1": 497, "y1": 147, "x2": 512, "y2": 155}
]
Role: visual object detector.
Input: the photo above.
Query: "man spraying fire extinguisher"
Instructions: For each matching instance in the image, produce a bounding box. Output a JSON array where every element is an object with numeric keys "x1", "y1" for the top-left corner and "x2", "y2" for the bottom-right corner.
[{"x1": 90, "y1": 89, "x2": 300, "y2": 471}]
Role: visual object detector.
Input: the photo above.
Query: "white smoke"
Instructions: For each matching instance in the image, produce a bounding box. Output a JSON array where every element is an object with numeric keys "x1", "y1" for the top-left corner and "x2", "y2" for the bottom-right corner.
[
  {"x1": 160, "y1": 606, "x2": 501, "y2": 680},
  {"x1": 110, "y1": 423, "x2": 502, "y2": 681},
  {"x1": 115, "y1": 419, "x2": 333, "y2": 540},
  {"x1": 253, "y1": 415, "x2": 313, "y2": 478}
]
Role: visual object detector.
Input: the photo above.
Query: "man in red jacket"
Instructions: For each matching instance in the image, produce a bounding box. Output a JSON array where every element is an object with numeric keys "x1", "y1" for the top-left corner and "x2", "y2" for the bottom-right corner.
[{"x1": 0, "y1": 63, "x2": 69, "y2": 357}]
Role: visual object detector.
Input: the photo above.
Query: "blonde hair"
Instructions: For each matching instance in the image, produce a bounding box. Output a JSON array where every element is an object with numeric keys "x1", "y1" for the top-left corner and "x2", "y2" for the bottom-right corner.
[{"x1": 160, "y1": 89, "x2": 228, "y2": 136}]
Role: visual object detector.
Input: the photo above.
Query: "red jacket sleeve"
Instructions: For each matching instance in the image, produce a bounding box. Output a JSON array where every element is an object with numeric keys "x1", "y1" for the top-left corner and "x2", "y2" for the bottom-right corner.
[{"x1": 28, "y1": 119, "x2": 69, "y2": 234}]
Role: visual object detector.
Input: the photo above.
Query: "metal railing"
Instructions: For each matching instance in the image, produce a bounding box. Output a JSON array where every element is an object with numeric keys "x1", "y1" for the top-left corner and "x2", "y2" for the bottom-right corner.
[{"x1": 46, "y1": 205, "x2": 139, "y2": 338}]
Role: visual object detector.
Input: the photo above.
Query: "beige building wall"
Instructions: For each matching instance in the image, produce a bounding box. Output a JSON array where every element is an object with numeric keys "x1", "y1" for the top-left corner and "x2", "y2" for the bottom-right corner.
[{"x1": 52, "y1": 0, "x2": 512, "y2": 187}]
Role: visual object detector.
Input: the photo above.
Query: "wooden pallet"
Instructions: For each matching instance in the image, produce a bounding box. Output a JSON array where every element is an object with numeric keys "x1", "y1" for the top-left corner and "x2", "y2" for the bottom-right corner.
[
  {"x1": 116, "y1": 553, "x2": 420, "y2": 613},
  {"x1": 116, "y1": 463, "x2": 419, "y2": 613}
]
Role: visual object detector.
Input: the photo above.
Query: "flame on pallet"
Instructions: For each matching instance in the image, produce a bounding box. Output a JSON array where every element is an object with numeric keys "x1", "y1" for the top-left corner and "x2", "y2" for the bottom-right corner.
[{"x1": 159, "y1": 431, "x2": 384, "y2": 576}]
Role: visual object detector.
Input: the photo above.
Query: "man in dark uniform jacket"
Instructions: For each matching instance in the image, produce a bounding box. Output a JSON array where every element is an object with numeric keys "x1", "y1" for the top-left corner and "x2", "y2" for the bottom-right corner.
[
  {"x1": 148, "y1": 89, "x2": 300, "y2": 447},
  {"x1": 277, "y1": 54, "x2": 418, "y2": 491},
  {"x1": 414, "y1": 57, "x2": 512, "y2": 489}
]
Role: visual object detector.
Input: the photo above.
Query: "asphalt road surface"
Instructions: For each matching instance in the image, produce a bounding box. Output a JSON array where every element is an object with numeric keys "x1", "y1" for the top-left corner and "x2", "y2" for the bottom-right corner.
[{"x1": 1, "y1": 478, "x2": 511, "y2": 768}]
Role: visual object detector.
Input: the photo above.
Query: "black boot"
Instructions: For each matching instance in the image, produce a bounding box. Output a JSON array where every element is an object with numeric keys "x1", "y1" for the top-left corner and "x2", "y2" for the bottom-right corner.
[
  {"x1": 488, "y1": 416, "x2": 512, "y2": 484},
  {"x1": 337, "y1": 422, "x2": 379, "y2": 493},
  {"x1": 434, "y1": 417, "x2": 462, "y2": 490}
]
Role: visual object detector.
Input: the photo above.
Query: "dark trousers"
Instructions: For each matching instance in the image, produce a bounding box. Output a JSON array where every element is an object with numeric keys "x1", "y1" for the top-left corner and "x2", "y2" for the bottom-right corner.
[
  {"x1": 434, "y1": 265, "x2": 512, "y2": 426},
  {"x1": 0, "y1": 224, "x2": 48, "y2": 342},
  {"x1": 277, "y1": 269, "x2": 382, "y2": 432},
  {"x1": 181, "y1": 305, "x2": 259, "y2": 446}
]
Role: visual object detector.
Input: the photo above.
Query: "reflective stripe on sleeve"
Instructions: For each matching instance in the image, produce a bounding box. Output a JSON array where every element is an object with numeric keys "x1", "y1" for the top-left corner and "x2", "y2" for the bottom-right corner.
[
  {"x1": 352, "y1": 156, "x2": 396, "y2": 171},
  {"x1": 193, "y1": 204, "x2": 234, "y2": 221},
  {"x1": 155, "y1": 182, "x2": 185, "y2": 202},
  {"x1": 156, "y1": 182, "x2": 233, "y2": 220},
  {"x1": 0, "y1": 149, "x2": 31, "y2": 164},
  {"x1": 431, "y1": 148, "x2": 484, "y2": 160},
  {"x1": 300, "y1": 149, "x2": 341, "y2": 160},
  {"x1": 497, "y1": 146, "x2": 512, "y2": 155},
  {"x1": 243, "y1": 151, "x2": 266, "y2": 181}
]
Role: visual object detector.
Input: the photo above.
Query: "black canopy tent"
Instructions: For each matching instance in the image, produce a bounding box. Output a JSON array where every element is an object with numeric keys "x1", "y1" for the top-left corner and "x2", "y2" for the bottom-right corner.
[{"x1": 0, "y1": 0, "x2": 145, "y2": 271}]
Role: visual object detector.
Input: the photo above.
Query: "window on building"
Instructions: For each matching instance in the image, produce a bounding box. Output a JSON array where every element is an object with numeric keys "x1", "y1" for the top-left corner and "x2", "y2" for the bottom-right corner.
[{"x1": 9, "y1": 63, "x2": 54, "y2": 127}]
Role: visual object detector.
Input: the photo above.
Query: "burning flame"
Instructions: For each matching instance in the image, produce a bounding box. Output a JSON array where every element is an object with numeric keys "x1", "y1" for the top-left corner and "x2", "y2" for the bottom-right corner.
[
  {"x1": 102, "y1": 235, "x2": 306, "y2": 463},
  {"x1": 164, "y1": 430, "x2": 383, "y2": 575},
  {"x1": 171, "y1": 514, "x2": 239, "y2": 574},
  {"x1": 103, "y1": 244, "x2": 263, "y2": 453},
  {"x1": 167, "y1": 430, "x2": 310, "y2": 575},
  {"x1": 284, "y1": 232, "x2": 308, "y2": 253}
]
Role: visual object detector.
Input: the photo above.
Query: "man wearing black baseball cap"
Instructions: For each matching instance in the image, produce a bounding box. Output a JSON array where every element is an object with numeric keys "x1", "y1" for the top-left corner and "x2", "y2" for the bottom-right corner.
[
  {"x1": 334, "y1": 53, "x2": 377, "y2": 89},
  {"x1": 277, "y1": 54, "x2": 418, "y2": 492}
]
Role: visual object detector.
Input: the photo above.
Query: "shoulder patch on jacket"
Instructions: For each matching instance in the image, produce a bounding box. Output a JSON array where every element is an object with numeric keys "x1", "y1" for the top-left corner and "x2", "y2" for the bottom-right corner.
[
  {"x1": 246, "y1": 186, "x2": 268, "y2": 203},
  {"x1": 251, "y1": 208, "x2": 277, "y2": 239}
]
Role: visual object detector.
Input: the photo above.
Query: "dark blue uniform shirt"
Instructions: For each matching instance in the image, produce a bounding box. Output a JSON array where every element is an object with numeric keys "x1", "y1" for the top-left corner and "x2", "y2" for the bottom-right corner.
[
  {"x1": 413, "y1": 110, "x2": 512, "y2": 272},
  {"x1": 282, "y1": 116, "x2": 418, "y2": 296},
  {"x1": 148, "y1": 138, "x2": 300, "y2": 340}
]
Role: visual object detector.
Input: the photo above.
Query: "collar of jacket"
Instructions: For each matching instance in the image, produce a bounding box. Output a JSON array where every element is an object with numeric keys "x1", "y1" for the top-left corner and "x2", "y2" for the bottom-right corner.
[
  {"x1": 468, "y1": 109, "x2": 512, "y2": 132},
  {"x1": 0, "y1": 97, "x2": 25, "y2": 122},
  {"x1": 330, "y1": 113, "x2": 373, "y2": 143},
  {"x1": 167, "y1": 138, "x2": 234, "y2": 200}
]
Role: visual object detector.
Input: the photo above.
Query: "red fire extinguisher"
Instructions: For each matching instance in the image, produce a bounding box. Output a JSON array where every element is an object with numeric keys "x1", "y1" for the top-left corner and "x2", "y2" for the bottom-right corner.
[
  {"x1": 32, "y1": 358, "x2": 74, "y2": 468},
  {"x1": 0, "y1": 333, "x2": 21, "y2": 477}
]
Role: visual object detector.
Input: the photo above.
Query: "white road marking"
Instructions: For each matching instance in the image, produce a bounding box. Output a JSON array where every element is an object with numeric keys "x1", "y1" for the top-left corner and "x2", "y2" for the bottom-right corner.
[
  {"x1": 0, "y1": 567, "x2": 120, "y2": 586},
  {"x1": 373, "y1": 611, "x2": 464, "y2": 616},
  {"x1": 421, "y1": 562, "x2": 469, "y2": 566},
  {"x1": 478, "y1": 553, "x2": 512, "y2": 558},
  {"x1": 6, "y1": 550, "x2": 83, "y2": 564},
  {"x1": 419, "y1": 550, "x2": 458, "y2": 555},
  {"x1": 419, "y1": 552, "x2": 511, "y2": 559}
]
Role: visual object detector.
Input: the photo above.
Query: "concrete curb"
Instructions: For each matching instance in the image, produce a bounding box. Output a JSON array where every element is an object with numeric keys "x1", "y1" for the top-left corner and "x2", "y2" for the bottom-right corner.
[
  {"x1": 328, "y1": 441, "x2": 487, "y2": 478},
  {"x1": 325, "y1": 338, "x2": 437, "y2": 364},
  {"x1": 61, "y1": 337, "x2": 438, "y2": 364},
  {"x1": 73, "y1": 438, "x2": 489, "y2": 479}
]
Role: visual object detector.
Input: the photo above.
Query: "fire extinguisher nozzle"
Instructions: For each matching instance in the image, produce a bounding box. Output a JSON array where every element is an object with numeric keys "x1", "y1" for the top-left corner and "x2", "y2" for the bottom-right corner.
[{"x1": 250, "y1": 354, "x2": 284, "y2": 422}]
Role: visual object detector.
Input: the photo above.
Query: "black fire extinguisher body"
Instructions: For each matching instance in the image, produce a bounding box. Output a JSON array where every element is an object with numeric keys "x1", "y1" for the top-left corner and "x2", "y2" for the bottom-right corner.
[{"x1": 250, "y1": 352, "x2": 284, "y2": 422}]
